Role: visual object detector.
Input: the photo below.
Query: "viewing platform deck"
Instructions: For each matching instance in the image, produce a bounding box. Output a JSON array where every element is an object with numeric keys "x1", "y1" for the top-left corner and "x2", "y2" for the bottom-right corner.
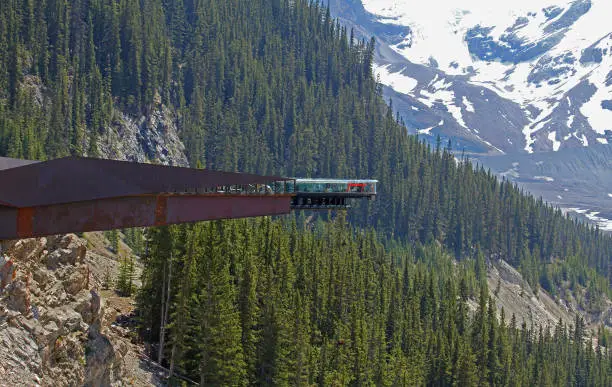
[
  {"x1": 289, "y1": 179, "x2": 378, "y2": 210},
  {"x1": 0, "y1": 156, "x2": 378, "y2": 239}
]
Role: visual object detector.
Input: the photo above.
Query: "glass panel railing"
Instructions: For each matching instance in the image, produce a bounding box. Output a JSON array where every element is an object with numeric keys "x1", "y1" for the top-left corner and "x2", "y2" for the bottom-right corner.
[{"x1": 292, "y1": 179, "x2": 378, "y2": 194}]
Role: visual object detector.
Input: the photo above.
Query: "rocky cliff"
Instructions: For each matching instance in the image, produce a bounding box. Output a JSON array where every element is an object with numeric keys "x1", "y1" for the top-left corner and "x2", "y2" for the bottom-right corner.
[
  {"x1": 19, "y1": 74, "x2": 189, "y2": 167},
  {"x1": 95, "y1": 104, "x2": 188, "y2": 167},
  {"x1": 485, "y1": 259, "x2": 612, "y2": 330},
  {"x1": 0, "y1": 235, "x2": 130, "y2": 386}
]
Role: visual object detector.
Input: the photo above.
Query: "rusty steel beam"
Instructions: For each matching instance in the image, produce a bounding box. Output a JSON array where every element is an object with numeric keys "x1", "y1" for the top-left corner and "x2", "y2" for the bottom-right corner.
[
  {"x1": 0, "y1": 156, "x2": 290, "y2": 209},
  {"x1": 0, "y1": 156, "x2": 295, "y2": 240},
  {"x1": 0, "y1": 194, "x2": 292, "y2": 240}
]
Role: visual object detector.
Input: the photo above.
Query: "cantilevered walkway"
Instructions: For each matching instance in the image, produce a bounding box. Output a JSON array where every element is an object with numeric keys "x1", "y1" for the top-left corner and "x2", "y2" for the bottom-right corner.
[{"x1": 0, "y1": 157, "x2": 377, "y2": 239}]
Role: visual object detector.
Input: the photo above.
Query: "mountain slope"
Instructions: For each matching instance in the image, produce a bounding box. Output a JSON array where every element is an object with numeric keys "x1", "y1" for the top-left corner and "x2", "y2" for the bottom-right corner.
[
  {"x1": 332, "y1": 0, "x2": 612, "y2": 152},
  {"x1": 481, "y1": 143, "x2": 612, "y2": 230},
  {"x1": 330, "y1": 0, "x2": 612, "y2": 226},
  {"x1": 356, "y1": 0, "x2": 612, "y2": 152}
]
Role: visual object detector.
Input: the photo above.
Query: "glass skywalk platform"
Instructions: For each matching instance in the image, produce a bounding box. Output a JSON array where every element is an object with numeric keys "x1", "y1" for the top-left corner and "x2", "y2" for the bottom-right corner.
[{"x1": 288, "y1": 179, "x2": 378, "y2": 210}]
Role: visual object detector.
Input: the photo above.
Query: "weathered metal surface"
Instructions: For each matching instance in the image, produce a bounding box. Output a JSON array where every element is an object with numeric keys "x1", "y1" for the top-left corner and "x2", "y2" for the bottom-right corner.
[
  {"x1": 0, "y1": 194, "x2": 292, "y2": 239},
  {"x1": 16, "y1": 208, "x2": 35, "y2": 238},
  {"x1": 0, "y1": 207, "x2": 18, "y2": 238},
  {"x1": 0, "y1": 157, "x2": 40, "y2": 171},
  {"x1": 165, "y1": 195, "x2": 292, "y2": 224},
  {"x1": 0, "y1": 156, "x2": 295, "y2": 239},
  {"x1": 155, "y1": 196, "x2": 169, "y2": 226},
  {"x1": 0, "y1": 156, "x2": 290, "y2": 208}
]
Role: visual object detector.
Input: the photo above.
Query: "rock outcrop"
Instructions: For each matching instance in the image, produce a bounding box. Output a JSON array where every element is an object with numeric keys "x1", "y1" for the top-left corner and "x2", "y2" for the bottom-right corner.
[
  {"x1": 486, "y1": 259, "x2": 612, "y2": 330},
  {"x1": 0, "y1": 235, "x2": 124, "y2": 386},
  {"x1": 96, "y1": 104, "x2": 189, "y2": 167},
  {"x1": 17, "y1": 74, "x2": 189, "y2": 167}
]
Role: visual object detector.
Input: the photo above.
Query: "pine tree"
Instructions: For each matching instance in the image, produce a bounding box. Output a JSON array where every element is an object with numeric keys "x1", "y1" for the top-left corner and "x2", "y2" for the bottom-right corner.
[
  {"x1": 103, "y1": 267, "x2": 113, "y2": 290},
  {"x1": 106, "y1": 229, "x2": 119, "y2": 253},
  {"x1": 196, "y1": 222, "x2": 247, "y2": 386},
  {"x1": 455, "y1": 336, "x2": 478, "y2": 386},
  {"x1": 116, "y1": 253, "x2": 135, "y2": 296}
]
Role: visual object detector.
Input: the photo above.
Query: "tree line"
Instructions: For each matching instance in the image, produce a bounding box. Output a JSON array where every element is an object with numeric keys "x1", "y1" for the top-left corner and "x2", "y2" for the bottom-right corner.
[{"x1": 136, "y1": 217, "x2": 612, "y2": 385}]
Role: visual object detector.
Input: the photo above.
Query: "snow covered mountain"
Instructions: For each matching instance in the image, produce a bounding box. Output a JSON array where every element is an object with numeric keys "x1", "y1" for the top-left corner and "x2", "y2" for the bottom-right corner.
[
  {"x1": 331, "y1": 0, "x2": 612, "y2": 154},
  {"x1": 329, "y1": 0, "x2": 611, "y2": 228}
]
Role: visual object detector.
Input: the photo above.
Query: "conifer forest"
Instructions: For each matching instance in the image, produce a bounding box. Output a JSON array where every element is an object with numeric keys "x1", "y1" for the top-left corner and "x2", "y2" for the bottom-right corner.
[{"x1": 1, "y1": 0, "x2": 611, "y2": 385}]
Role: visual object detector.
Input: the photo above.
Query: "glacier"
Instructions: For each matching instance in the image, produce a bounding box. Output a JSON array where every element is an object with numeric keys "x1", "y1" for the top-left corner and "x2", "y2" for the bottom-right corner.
[{"x1": 361, "y1": 0, "x2": 612, "y2": 152}]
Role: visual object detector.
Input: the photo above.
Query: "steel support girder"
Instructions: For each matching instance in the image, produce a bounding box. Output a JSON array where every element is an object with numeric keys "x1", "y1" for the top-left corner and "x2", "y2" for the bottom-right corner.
[{"x1": 0, "y1": 194, "x2": 292, "y2": 240}]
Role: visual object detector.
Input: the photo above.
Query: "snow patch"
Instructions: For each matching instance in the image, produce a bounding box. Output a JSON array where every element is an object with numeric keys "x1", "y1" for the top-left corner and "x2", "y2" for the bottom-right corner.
[
  {"x1": 418, "y1": 126, "x2": 435, "y2": 135},
  {"x1": 567, "y1": 115, "x2": 574, "y2": 129},
  {"x1": 462, "y1": 96, "x2": 475, "y2": 113},
  {"x1": 430, "y1": 75, "x2": 452, "y2": 90},
  {"x1": 547, "y1": 131, "x2": 561, "y2": 151},
  {"x1": 564, "y1": 208, "x2": 612, "y2": 231},
  {"x1": 597, "y1": 138, "x2": 608, "y2": 144},
  {"x1": 447, "y1": 102, "x2": 467, "y2": 128},
  {"x1": 534, "y1": 176, "x2": 555, "y2": 182},
  {"x1": 585, "y1": 212, "x2": 612, "y2": 232},
  {"x1": 419, "y1": 88, "x2": 469, "y2": 128},
  {"x1": 373, "y1": 64, "x2": 419, "y2": 94},
  {"x1": 580, "y1": 83, "x2": 612, "y2": 136},
  {"x1": 500, "y1": 161, "x2": 520, "y2": 178},
  {"x1": 482, "y1": 140, "x2": 506, "y2": 154},
  {"x1": 417, "y1": 120, "x2": 444, "y2": 135}
]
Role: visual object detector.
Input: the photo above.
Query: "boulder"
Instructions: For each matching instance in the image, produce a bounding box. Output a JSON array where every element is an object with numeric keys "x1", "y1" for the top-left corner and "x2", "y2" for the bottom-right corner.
[
  {"x1": 0, "y1": 257, "x2": 15, "y2": 290},
  {"x1": 7, "y1": 280, "x2": 29, "y2": 314},
  {"x1": 32, "y1": 267, "x2": 53, "y2": 289},
  {"x1": 42, "y1": 281, "x2": 68, "y2": 308},
  {"x1": 84, "y1": 332, "x2": 116, "y2": 386},
  {"x1": 45, "y1": 235, "x2": 87, "y2": 270},
  {"x1": 63, "y1": 265, "x2": 89, "y2": 295},
  {"x1": 74, "y1": 290, "x2": 102, "y2": 325},
  {"x1": 9, "y1": 238, "x2": 47, "y2": 264}
]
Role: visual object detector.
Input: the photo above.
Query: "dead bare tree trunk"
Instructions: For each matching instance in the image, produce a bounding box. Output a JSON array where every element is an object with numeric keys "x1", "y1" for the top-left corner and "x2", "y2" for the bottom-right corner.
[
  {"x1": 158, "y1": 252, "x2": 172, "y2": 364},
  {"x1": 169, "y1": 344, "x2": 177, "y2": 379},
  {"x1": 157, "y1": 260, "x2": 166, "y2": 361}
]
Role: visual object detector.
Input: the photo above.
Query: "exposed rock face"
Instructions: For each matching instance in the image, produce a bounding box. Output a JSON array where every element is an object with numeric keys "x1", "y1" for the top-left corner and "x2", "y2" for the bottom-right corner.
[
  {"x1": 0, "y1": 235, "x2": 123, "y2": 386},
  {"x1": 486, "y1": 260, "x2": 572, "y2": 328},
  {"x1": 487, "y1": 259, "x2": 612, "y2": 330},
  {"x1": 96, "y1": 105, "x2": 189, "y2": 167},
  {"x1": 17, "y1": 74, "x2": 189, "y2": 167}
]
